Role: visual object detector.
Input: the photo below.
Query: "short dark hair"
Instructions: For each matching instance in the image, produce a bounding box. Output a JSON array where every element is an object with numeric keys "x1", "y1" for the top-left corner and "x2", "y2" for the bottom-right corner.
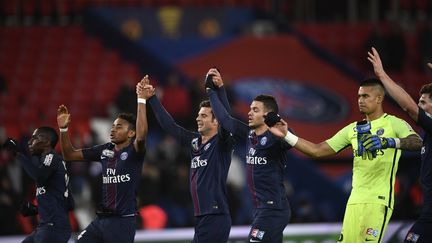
[
  {"x1": 38, "y1": 126, "x2": 58, "y2": 148},
  {"x1": 118, "y1": 113, "x2": 136, "y2": 131},
  {"x1": 199, "y1": 100, "x2": 215, "y2": 120},
  {"x1": 360, "y1": 78, "x2": 384, "y2": 89},
  {"x1": 253, "y1": 94, "x2": 279, "y2": 113},
  {"x1": 420, "y1": 83, "x2": 432, "y2": 99}
]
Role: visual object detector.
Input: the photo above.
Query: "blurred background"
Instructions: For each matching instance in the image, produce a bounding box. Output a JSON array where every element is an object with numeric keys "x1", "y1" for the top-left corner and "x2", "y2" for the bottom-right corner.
[{"x1": 0, "y1": 0, "x2": 431, "y2": 242}]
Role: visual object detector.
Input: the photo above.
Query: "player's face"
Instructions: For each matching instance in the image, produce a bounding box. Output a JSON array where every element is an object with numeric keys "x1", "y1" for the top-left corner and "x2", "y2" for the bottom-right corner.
[
  {"x1": 248, "y1": 101, "x2": 266, "y2": 129},
  {"x1": 110, "y1": 118, "x2": 134, "y2": 144},
  {"x1": 418, "y1": 93, "x2": 432, "y2": 114},
  {"x1": 358, "y1": 86, "x2": 382, "y2": 115},
  {"x1": 28, "y1": 129, "x2": 49, "y2": 155},
  {"x1": 196, "y1": 107, "x2": 218, "y2": 134}
]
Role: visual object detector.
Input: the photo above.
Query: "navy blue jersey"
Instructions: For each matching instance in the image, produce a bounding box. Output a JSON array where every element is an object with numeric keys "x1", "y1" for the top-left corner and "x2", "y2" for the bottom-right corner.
[
  {"x1": 82, "y1": 143, "x2": 145, "y2": 216},
  {"x1": 18, "y1": 151, "x2": 71, "y2": 229},
  {"x1": 246, "y1": 130, "x2": 291, "y2": 209},
  {"x1": 417, "y1": 109, "x2": 432, "y2": 212},
  {"x1": 148, "y1": 92, "x2": 233, "y2": 216},
  {"x1": 208, "y1": 89, "x2": 292, "y2": 210}
]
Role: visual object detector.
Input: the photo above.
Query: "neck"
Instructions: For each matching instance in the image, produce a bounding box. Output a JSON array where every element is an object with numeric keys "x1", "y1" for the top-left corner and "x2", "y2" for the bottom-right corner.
[
  {"x1": 114, "y1": 140, "x2": 132, "y2": 151},
  {"x1": 201, "y1": 130, "x2": 217, "y2": 144},
  {"x1": 41, "y1": 148, "x2": 52, "y2": 156},
  {"x1": 253, "y1": 125, "x2": 268, "y2": 136},
  {"x1": 365, "y1": 110, "x2": 385, "y2": 121}
]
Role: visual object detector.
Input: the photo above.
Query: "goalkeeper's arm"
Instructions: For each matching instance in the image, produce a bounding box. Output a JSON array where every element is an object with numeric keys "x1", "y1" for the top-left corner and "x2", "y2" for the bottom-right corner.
[{"x1": 362, "y1": 134, "x2": 422, "y2": 151}]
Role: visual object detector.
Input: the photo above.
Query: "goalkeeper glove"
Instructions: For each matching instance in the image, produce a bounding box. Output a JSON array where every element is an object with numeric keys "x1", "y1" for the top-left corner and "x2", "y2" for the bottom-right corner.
[
  {"x1": 264, "y1": 112, "x2": 281, "y2": 127},
  {"x1": 356, "y1": 121, "x2": 376, "y2": 160},
  {"x1": 362, "y1": 134, "x2": 396, "y2": 151}
]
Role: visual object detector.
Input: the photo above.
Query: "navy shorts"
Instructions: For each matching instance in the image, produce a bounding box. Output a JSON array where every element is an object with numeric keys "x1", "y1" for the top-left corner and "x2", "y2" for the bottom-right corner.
[
  {"x1": 22, "y1": 224, "x2": 71, "y2": 243},
  {"x1": 404, "y1": 218, "x2": 432, "y2": 243},
  {"x1": 76, "y1": 216, "x2": 136, "y2": 243},
  {"x1": 248, "y1": 208, "x2": 291, "y2": 243},
  {"x1": 192, "y1": 214, "x2": 231, "y2": 243}
]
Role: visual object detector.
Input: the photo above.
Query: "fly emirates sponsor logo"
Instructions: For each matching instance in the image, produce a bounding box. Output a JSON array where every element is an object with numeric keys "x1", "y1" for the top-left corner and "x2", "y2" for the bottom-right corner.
[
  {"x1": 102, "y1": 168, "x2": 131, "y2": 184},
  {"x1": 191, "y1": 156, "x2": 208, "y2": 169},
  {"x1": 246, "y1": 148, "x2": 267, "y2": 165}
]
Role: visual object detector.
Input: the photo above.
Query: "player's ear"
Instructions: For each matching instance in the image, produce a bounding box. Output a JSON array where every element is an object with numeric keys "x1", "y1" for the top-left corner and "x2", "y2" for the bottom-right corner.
[
  {"x1": 376, "y1": 94, "x2": 384, "y2": 104},
  {"x1": 128, "y1": 130, "x2": 136, "y2": 138}
]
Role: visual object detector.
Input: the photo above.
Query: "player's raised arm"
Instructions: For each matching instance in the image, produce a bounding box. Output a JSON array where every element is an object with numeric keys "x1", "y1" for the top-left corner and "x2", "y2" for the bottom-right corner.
[
  {"x1": 144, "y1": 79, "x2": 196, "y2": 145},
  {"x1": 205, "y1": 67, "x2": 232, "y2": 113},
  {"x1": 268, "y1": 118, "x2": 336, "y2": 158},
  {"x1": 133, "y1": 75, "x2": 149, "y2": 153},
  {"x1": 368, "y1": 47, "x2": 419, "y2": 121},
  {"x1": 56, "y1": 105, "x2": 85, "y2": 161}
]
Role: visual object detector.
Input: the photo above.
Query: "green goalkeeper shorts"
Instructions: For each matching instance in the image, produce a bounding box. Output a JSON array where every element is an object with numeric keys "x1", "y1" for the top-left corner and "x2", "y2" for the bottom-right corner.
[{"x1": 337, "y1": 203, "x2": 393, "y2": 243}]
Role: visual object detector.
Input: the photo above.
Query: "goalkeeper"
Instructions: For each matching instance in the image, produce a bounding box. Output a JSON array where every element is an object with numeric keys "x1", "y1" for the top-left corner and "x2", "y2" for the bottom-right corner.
[{"x1": 267, "y1": 78, "x2": 422, "y2": 243}]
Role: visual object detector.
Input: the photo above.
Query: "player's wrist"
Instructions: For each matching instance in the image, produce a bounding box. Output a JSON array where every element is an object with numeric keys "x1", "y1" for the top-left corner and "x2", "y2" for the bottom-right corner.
[
  {"x1": 389, "y1": 138, "x2": 399, "y2": 148},
  {"x1": 137, "y1": 98, "x2": 146, "y2": 104},
  {"x1": 283, "y1": 131, "x2": 298, "y2": 146},
  {"x1": 59, "y1": 127, "x2": 68, "y2": 132}
]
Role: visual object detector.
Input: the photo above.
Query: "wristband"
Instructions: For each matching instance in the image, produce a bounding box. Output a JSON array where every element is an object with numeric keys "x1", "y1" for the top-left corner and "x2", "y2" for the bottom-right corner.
[
  {"x1": 284, "y1": 131, "x2": 299, "y2": 146},
  {"x1": 59, "y1": 127, "x2": 68, "y2": 132},
  {"x1": 138, "y1": 98, "x2": 146, "y2": 104},
  {"x1": 394, "y1": 138, "x2": 400, "y2": 149}
]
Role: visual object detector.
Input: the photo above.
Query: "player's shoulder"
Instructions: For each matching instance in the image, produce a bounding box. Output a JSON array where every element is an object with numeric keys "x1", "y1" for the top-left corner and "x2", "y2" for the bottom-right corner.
[
  {"x1": 382, "y1": 113, "x2": 409, "y2": 125},
  {"x1": 338, "y1": 121, "x2": 357, "y2": 132},
  {"x1": 382, "y1": 113, "x2": 416, "y2": 132},
  {"x1": 41, "y1": 151, "x2": 62, "y2": 167}
]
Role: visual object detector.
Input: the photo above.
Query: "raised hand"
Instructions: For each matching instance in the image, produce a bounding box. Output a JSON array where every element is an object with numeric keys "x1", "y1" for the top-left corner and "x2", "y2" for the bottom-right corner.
[
  {"x1": 57, "y1": 105, "x2": 71, "y2": 129},
  {"x1": 367, "y1": 47, "x2": 386, "y2": 77},
  {"x1": 268, "y1": 118, "x2": 288, "y2": 138},
  {"x1": 207, "y1": 67, "x2": 223, "y2": 88},
  {"x1": 136, "y1": 75, "x2": 155, "y2": 100},
  {"x1": 205, "y1": 67, "x2": 223, "y2": 91}
]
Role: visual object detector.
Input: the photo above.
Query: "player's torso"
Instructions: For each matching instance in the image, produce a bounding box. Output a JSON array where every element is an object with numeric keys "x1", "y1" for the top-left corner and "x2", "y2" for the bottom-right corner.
[
  {"x1": 349, "y1": 116, "x2": 402, "y2": 207},
  {"x1": 99, "y1": 144, "x2": 144, "y2": 214},
  {"x1": 246, "y1": 130, "x2": 289, "y2": 209},
  {"x1": 188, "y1": 134, "x2": 232, "y2": 215},
  {"x1": 420, "y1": 131, "x2": 432, "y2": 208},
  {"x1": 36, "y1": 153, "x2": 70, "y2": 227}
]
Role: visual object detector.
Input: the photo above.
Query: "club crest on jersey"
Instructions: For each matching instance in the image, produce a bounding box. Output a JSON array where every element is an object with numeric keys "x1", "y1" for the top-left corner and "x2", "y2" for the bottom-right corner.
[
  {"x1": 204, "y1": 143, "x2": 211, "y2": 151},
  {"x1": 192, "y1": 138, "x2": 199, "y2": 151},
  {"x1": 43, "y1": 154, "x2": 53, "y2": 166},
  {"x1": 251, "y1": 228, "x2": 265, "y2": 240},
  {"x1": 376, "y1": 128, "x2": 384, "y2": 136},
  {"x1": 406, "y1": 232, "x2": 420, "y2": 242},
  {"x1": 101, "y1": 149, "x2": 115, "y2": 159},
  {"x1": 120, "y1": 152, "x2": 128, "y2": 160},
  {"x1": 260, "y1": 137, "x2": 267, "y2": 145},
  {"x1": 366, "y1": 228, "x2": 378, "y2": 237}
]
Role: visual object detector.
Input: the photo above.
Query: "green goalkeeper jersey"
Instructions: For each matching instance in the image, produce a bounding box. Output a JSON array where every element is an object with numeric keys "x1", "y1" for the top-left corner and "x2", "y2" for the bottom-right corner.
[{"x1": 326, "y1": 113, "x2": 417, "y2": 209}]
